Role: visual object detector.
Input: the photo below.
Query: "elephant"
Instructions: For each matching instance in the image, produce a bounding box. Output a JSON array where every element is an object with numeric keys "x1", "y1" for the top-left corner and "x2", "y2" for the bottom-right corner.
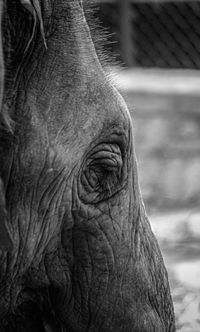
[{"x1": 0, "y1": 0, "x2": 175, "y2": 331}]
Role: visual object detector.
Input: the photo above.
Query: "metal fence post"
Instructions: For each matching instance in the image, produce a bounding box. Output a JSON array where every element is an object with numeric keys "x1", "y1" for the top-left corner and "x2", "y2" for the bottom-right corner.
[{"x1": 118, "y1": 0, "x2": 133, "y2": 67}]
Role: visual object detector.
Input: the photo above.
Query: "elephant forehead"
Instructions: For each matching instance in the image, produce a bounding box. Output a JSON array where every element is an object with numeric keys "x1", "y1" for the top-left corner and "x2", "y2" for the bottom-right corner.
[
  {"x1": 54, "y1": 91, "x2": 130, "y2": 145},
  {"x1": 33, "y1": 69, "x2": 130, "y2": 134},
  {"x1": 18, "y1": 83, "x2": 131, "y2": 172}
]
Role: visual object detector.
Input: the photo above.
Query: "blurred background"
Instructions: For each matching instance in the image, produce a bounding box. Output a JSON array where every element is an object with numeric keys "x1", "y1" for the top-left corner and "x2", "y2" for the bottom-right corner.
[{"x1": 91, "y1": 1, "x2": 200, "y2": 331}]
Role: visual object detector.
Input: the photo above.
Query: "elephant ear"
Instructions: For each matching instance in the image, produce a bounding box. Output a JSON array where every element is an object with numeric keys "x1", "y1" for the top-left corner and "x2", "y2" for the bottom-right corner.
[
  {"x1": 0, "y1": 179, "x2": 13, "y2": 251},
  {"x1": 20, "y1": 0, "x2": 47, "y2": 51},
  {"x1": 0, "y1": 0, "x2": 4, "y2": 116}
]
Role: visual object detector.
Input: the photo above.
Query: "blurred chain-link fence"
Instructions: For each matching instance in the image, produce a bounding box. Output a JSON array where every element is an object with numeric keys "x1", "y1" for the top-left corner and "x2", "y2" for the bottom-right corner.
[
  {"x1": 93, "y1": 0, "x2": 200, "y2": 212},
  {"x1": 96, "y1": 0, "x2": 200, "y2": 68}
]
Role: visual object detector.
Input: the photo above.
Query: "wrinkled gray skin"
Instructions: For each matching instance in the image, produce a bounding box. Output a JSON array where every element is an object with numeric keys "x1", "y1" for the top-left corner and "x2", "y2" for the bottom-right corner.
[{"x1": 0, "y1": 0, "x2": 175, "y2": 331}]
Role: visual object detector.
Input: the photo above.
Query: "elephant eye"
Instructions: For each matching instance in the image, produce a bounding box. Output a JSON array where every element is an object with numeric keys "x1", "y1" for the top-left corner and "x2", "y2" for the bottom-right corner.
[{"x1": 79, "y1": 143, "x2": 124, "y2": 203}]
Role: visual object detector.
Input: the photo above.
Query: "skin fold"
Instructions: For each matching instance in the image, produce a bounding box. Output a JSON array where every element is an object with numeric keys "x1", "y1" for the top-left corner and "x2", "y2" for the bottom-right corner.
[{"x1": 0, "y1": 0, "x2": 176, "y2": 331}]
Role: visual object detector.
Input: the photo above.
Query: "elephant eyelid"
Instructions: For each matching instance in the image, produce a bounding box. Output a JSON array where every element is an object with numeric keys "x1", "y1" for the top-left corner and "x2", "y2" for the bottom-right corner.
[
  {"x1": 90, "y1": 152, "x2": 122, "y2": 169},
  {"x1": 87, "y1": 143, "x2": 123, "y2": 170}
]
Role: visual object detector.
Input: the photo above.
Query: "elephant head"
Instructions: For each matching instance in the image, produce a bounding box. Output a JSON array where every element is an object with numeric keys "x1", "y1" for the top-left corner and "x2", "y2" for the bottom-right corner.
[{"x1": 0, "y1": 0, "x2": 175, "y2": 331}]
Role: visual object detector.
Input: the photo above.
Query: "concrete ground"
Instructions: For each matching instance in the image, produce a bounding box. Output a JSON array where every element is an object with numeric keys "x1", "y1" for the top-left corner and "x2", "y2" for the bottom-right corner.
[{"x1": 151, "y1": 211, "x2": 200, "y2": 332}]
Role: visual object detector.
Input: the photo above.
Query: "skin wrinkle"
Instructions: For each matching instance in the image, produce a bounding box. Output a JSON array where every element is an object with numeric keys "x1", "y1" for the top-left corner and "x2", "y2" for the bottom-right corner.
[
  {"x1": 138, "y1": 216, "x2": 172, "y2": 330},
  {"x1": 38, "y1": 168, "x2": 65, "y2": 219},
  {"x1": 4, "y1": 24, "x2": 36, "y2": 118},
  {"x1": 83, "y1": 251, "x2": 102, "y2": 326},
  {"x1": 132, "y1": 207, "x2": 142, "y2": 262},
  {"x1": 79, "y1": 172, "x2": 128, "y2": 205},
  {"x1": 1, "y1": 141, "x2": 13, "y2": 192},
  {"x1": 12, "y1": 216, "x2": 23, "y2": 278},
  {"x1": 96, "y1": 217, "x2": 116, "y2": 272},
  {"x1": 71, "y1": 208, "x2": 112, "y2": 330},
  {"x1": 75, "y1": 232, "x2": 93, "y2": 310},
  {"x1": 69, "y1": 216, "x2": 80, "y2": 322},
  {"x1": 56, "y1": 250, "x2": 70, "y2": 307},
  {"x1": 87, "y1": 206, "x2": 125, "y2": 330},
  {"x1": 34, "y1": 178, "x2": 65, "y2": 251},
  {"x1": 119, "y1": 228, "x2": 137, "y2": 330},
  {"x1": 13, "y1": 199, "x2": 36, "y2": 273},
  {"x1": 4, "y1": 153, "x2": 17, "y2": 222},
  {"x1": 94, "y1": 255, "x2": 109, "y2": 310},
  {"x1": 65, "y1": 253, "x2": 83, "y2": 327},
  {"x1": 104, "y1": 271, "x2": 119, "y2": 332},
  {"x1": 10, "y1": 156, "x2": 66, "y2": 280},
  {"x1": 96, "y1": 204, "x2": 121, "y2": 243},
  {"x1": 50, "y1": 180, "x2": 67, "y2": 223},
  {"x1": 75, "y1": 277, "x2": 85, "y2": 323},
  {"x1": 34, "y1": 149, "x2": 52, "y2": 197},
  {"x1": 86, "y1": 256, "x2": 110, "y2": 331},
  {"x1": 107, "y1": 201, "x2": 121, "y2": 241},
  {"x1": 77, "y1": 260, "x2": 90, "y2": 313},
  {"x1": 19, "y1": 189, "x2": 35, "y2": 269}
]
